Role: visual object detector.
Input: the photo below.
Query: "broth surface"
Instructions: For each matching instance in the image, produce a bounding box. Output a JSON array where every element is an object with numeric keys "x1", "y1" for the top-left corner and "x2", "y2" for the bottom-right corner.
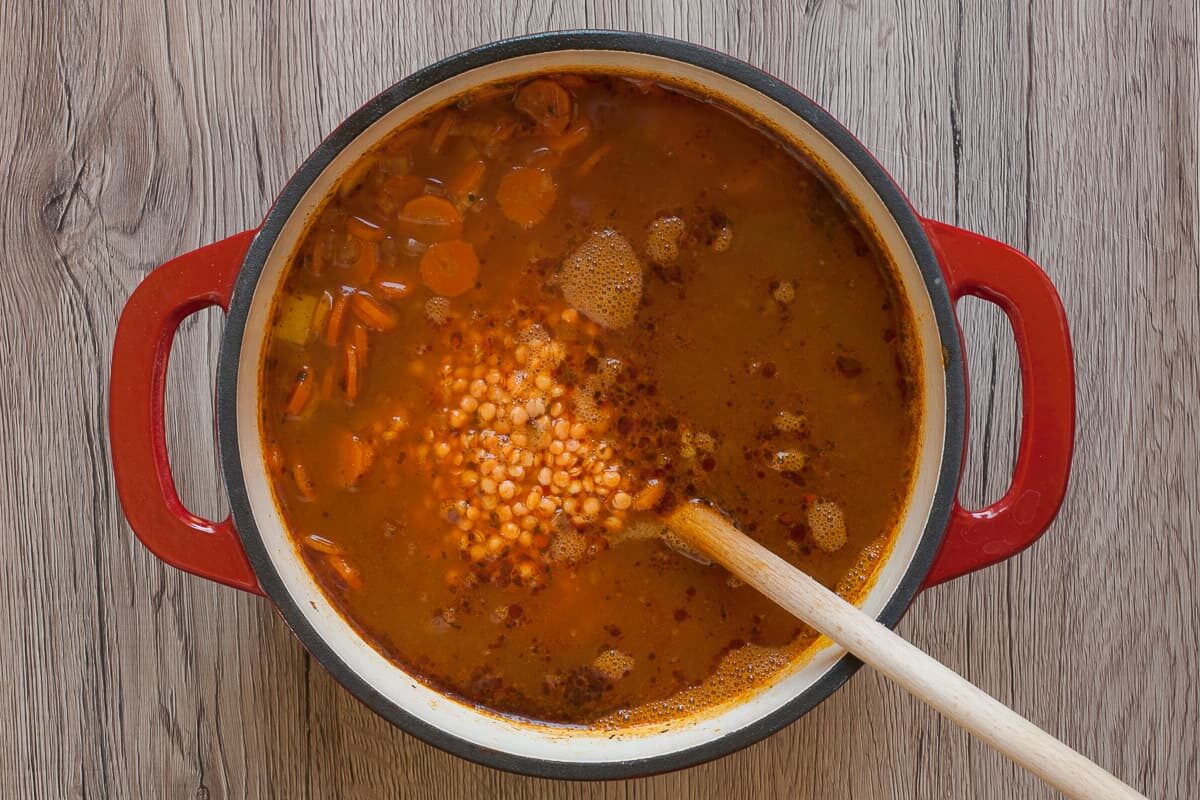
[{"x1": 261, "y1": 72, "x2": 920, "y2": 725}]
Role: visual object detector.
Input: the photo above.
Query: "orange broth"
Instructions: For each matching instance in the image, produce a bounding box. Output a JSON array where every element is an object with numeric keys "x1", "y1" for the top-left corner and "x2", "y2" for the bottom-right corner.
[{"x1": 260, "y1": 72, "x2": 921, "y2": 725}]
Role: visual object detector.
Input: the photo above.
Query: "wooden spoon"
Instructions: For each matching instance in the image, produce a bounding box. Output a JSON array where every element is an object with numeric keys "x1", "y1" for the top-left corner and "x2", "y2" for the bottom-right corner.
[{"x1": 667, "y1": 503, "x2": 1144, "y2": 800}]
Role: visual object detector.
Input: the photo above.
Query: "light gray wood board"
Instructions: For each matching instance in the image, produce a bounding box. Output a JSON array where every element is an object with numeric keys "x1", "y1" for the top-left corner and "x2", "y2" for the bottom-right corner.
[{"x1": 0, "y1": 0, "x2": 1194, "y2": 797}]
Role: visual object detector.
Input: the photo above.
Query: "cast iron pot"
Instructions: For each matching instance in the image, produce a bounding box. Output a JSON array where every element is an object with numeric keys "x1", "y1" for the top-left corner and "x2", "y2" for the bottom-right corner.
[{"x1": 109, "y1": 31, "x2": 1075, "y2": 779}]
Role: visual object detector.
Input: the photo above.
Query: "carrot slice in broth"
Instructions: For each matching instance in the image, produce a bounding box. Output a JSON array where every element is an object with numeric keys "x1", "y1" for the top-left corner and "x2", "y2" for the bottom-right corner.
[
  {"x1": 336, "y1": 432, "x2": 376, "y2": 489},
  {"x1": 377, "y1": 174, "x2": 426, "y2": 214},
  {"x1": 304, "y1": 534, "x2": 343, "y2": 555},
  {"x1": 310, "y1": 291, "x2": 333, "y2": 340},
  {"x1": 292, "y1": 463, "x2": 317, "y2": 500},
  {"x1": 284, "y1": 365, "x2": 315, "y2": 417},
  {"x1": 420, "y1": 240, "x2": 480, "y2": 297},
  {"x1": 352, "y1": 323, "x2": 370, "y2": 366},
  {"x1": 398, "y1": 195, "x2": 464, "y2": 242},
  {"x1": 343, "y1": 342, "x2": 360, "y2": 403},
  {"x1": 446, "y1": 159, "x2": 487, "y2": 202},
  {"x1": 430, "y1": 113, "x2": 455, "y2": 154},
  {"x1": 496, "y1": 166, "x2": 556, "y2": 229},
  {"x1": 374, "y1": 278, "x2": 413, "y2": 300},
  {"x1": 515, "y1": 79, "x2": 572, "y2": 135},
  {"x1": 329, "y1": 555, "x2": 363, "y2": 589},
  {"x1": 349, "y1": 292, "x2": 399, "y2": 332},
  {"x1": 325, "y1": 293, "x2": 349, "y2": 346},
  {"x1": 547, "y1": 123, "x2": 590, "y2": 153},
  {"x1": 346, "y1": 215, "x2": 386, "y2": 242},
  {"x1": 576, "y1": 144, "x2": 612, "y2": 176}
]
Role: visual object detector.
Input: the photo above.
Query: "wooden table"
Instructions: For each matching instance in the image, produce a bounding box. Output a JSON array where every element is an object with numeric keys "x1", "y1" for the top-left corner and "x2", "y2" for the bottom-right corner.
[{"x1": 2, "y1": 2, "x2": 1194, "y2": 797}]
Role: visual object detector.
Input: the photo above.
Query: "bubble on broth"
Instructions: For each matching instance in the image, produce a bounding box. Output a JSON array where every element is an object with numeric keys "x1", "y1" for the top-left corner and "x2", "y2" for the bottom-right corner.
[
  {"x1": 808, "y1": 499, "x2": 847, "y2": 553},
  {"x1": 592, "y1": 649, "x2": 635, "y2": 680},
  {"x1": 514, "y1": 323, "x2": 551, "y2": 346},
  {"x1": 425, "y1": 296, "x2": 450, "y2": 325},
  {"x1": 608, "y1": 516, "x2": 713, "y2": 567},
  {"x1": 645, "y1": 215, "x2": 685, "y2": 265},
  {"x1": 773, "y1": 410, "x2": 807, "y2": 434},
  {"x1": 547, "y1": 525, "x2": 589, "y2": 563},
  {"x1": 608, "y1": 516, "x2": 666, "y2": 544},
  {"x1": 560, "y1": 229, "x2": 643, "y2": 329},
  {"x1": 662, "y1": 530, "x2": 712, "y2": 566},
  {"x1": 596, "y1": 357, "x2": 623, "y2": 384},
  {"x1": 768, "y1": 449, "x2": 807, "y2": 472},
  {"x1": 835, "y1": 535, "x2": 887, "y2": 599},
  {"x1": 572, "y1": 357, "x2": 623, "y2": 430},
  {"x1": 572, "y1": 390, "x2": 607, "y2": 428},
  {"x1": 597, "y1": 641, "x2": 797, "y2": 728},
  {"x1": 772, "y1": 280, "x2": 796, "y2": 304}
]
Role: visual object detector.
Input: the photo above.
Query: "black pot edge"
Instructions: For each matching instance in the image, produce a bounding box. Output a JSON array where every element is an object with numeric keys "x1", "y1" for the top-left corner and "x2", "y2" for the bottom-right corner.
[{"x1": 215, "y1": 30, "x2": 967, "y2": 781}]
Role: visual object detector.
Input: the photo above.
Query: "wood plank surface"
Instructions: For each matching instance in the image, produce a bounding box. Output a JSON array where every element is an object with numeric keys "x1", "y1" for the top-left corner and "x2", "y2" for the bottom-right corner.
[{"x1": 0, "y1": 1, "x2": 1195, "y2": 797}]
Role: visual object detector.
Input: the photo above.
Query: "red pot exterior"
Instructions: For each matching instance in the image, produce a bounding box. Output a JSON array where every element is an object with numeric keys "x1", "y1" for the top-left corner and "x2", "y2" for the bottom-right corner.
[
  {"x1": 919, "y1": 219, "x2": 1075, "y2": 587},
  {"x1": 105, "y1": 30, "x2": 1075, "y2": 780},
  {"x1": 109, "y1": 229, "x2": 263, "y2": 595}
]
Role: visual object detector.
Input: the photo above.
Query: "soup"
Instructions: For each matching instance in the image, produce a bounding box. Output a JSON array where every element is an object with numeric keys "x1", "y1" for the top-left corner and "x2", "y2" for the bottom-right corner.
[{"x1": 260, "y1": 72, "x2": 921, "y2": 726}]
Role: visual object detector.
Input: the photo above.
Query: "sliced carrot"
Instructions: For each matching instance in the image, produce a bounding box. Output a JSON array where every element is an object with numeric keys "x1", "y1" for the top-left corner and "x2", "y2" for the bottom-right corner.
[
  {"x1": 374, "y1": 278, "x2": 413, "y2": 300},
  {"x1": 349, "y1": 292, "x2": 399, "y2": 332},
  {"x1": 344, "y1": 239, "x2": 379, "y2": 285},
  {"x1": 352, "y1": 323, "x2": 369, "y2": 366},
  {"x1": 547, "y1": 122, "x2": 590, "y2": 153},
  {"x1": 576, "y1": 143, "x2": 612, "y2": 177},
  {"x1": 346, "y1": 215, "x2": 387, "y2": 242},
  {"x1": 336, "y1": 432, "x2": 376, "y2": 489},
  {"x1": 320, "y1": 368, "x2": 335, "y2": 399},
  {"x1": 344, "y1": 342, "x2": 360, "y2": 404},
  {"x1": 306, "y1": 235, "x2": 328, "y2": 276},
  {"x1": 397, "y1": 194, "x2": 464, "y2": 242},
  {"x1": 266, "y1": 443, "x2": 285, "y2": 473},
  {"x1": 515, "y1": 79, "x2": 572, "y2": 135},
  {"x1": 430, "y1": 112, "x2": 455, "y2": 154},
  {"x1": 284, "y1": 365, "x2": 315, "y2": 417},
  {"x1": 304, "y1": 534, "x2": 343, "y2": 555},
  {"x1": 292, "y1": 462, "x2": 317, "y2": 500},
  {"x1": 524, "y1": 147, "x2": 561, "y2": 170},
  {"x1": 419, "y1": 240, "x2": 480, "y2": 297},
  {"x1": 309, "y1": 291, "x2": 333, "y2": 340},
  {"x1": 376, "y1": 174, "x2": 426, "y2": 214},
  {"x1": 325, "y1": 293, "x2": 349, "y2": 346},
  {"x1": 483, "y1": 118, "x2": 519, "y2": 157},
  {"x1": 446, "y1": 159, "x2": 487, "y2": 202},
  {"x1": 496, "y1": 166, "x2": 556, "y2": 229},
  {"x1": 329, "y1": 555, "x2": 363, "y2": 590}
]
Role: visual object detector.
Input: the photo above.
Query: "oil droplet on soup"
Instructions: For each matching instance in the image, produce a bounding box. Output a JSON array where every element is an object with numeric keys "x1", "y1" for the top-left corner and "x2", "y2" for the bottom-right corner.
[{"x1": 260, "y1": 72, "x2": 921, "y2": 725}]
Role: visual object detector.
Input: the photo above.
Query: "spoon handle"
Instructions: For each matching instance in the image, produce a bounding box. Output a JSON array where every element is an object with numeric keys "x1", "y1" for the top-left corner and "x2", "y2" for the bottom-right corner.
[{"x1": 668, "y1": 504, "x2": 1144, "y2": 800}]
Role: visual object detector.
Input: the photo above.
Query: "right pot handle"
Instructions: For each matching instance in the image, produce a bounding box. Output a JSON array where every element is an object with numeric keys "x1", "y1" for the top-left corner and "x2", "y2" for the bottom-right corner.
[
  {"x1": 920, "y1": 219, "x2": 1076, "y2": 589},
  {"x1": 109, "y1": 230, "x2": 263, "y2": 595}
]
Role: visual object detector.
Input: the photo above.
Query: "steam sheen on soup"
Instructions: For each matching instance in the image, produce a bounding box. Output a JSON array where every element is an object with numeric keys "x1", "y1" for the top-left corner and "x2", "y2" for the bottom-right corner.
[{"x1": 260, "y1": 72, "x2": 921, "y2": 725}]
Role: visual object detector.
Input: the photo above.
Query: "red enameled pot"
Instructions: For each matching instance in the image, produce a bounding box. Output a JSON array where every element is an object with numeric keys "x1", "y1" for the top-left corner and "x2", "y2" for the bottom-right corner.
[{"x1": 108, "y1": 31, "x2": 1074, "y2": 779}]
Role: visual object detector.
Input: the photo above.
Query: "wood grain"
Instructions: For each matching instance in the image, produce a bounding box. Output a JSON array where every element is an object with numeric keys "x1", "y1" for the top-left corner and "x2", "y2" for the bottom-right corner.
[{"x1": 0, "y1": 1, "x2": 1194, "y2": 797}]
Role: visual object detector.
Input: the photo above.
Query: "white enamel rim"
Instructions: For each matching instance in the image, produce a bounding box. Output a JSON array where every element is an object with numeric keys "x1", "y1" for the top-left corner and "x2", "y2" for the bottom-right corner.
[{"x1": 223, "y1": 41, "x2": 956, "y2": 773}]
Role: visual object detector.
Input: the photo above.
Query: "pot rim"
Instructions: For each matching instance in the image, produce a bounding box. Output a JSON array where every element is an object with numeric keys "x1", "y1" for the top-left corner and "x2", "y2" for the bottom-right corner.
[{"x1": 215, "y1": 29, "x2": 966, "y2": 780}]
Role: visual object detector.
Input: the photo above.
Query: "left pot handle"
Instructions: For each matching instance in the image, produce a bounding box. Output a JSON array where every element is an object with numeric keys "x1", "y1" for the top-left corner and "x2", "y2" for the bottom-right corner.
[{"x1": 109, "y1": 230, "x2": 264, "y2": 595}]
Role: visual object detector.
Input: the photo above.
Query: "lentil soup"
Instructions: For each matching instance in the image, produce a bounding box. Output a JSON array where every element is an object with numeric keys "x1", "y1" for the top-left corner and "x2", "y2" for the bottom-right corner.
[{"x1": 260, "y1": 72, "x2": 921, "y2": 725}]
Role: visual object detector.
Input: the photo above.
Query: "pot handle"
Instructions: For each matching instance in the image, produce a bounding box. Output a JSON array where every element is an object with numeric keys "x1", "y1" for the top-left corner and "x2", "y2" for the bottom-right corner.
[
  {"x1": 920, "y1": 219, "x2": 1075, "y2": 588},
  {"x1": 109, "y1": 230, "x2": 264, "y2": 595}
]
